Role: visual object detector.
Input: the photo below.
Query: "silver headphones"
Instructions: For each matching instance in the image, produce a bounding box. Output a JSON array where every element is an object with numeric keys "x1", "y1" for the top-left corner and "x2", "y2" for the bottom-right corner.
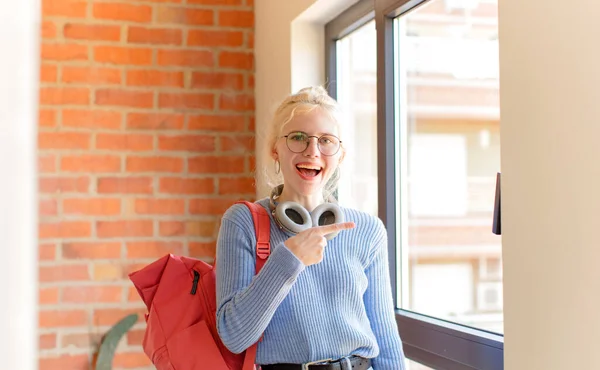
[{"x1": 269, "y1": 185, "x2": 345, "y2": 241}]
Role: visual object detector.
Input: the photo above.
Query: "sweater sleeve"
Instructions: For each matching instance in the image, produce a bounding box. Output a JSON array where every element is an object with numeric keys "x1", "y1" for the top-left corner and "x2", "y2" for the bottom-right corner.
[
  {"x1": 363, "y1": 219, "x2": 406, "y2": 370},
  {"x1": 215, "y1": 213, "x2": 305, "y2": 354}
]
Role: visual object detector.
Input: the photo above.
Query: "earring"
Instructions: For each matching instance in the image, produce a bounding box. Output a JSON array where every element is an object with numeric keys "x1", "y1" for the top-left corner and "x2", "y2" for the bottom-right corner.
[{"x1": 274, "y1": 160, "x2": 281, "y2": 174}]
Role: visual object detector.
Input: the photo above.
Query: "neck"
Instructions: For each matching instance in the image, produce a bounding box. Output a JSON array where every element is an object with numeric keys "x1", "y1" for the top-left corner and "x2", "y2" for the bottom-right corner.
[{"x1": 276, "y1": 186, "x2": 325, "y2": 212}]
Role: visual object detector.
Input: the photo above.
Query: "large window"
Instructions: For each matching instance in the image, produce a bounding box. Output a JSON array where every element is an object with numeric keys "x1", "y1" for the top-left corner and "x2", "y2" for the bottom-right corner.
[{"x1": 327, "y1": 0, "x2": 503, "y2": 369}]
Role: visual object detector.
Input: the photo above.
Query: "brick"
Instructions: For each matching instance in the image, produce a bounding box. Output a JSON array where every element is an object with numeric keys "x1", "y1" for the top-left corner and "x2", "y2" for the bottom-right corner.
[
  {"x1": 94, "y1": 46, "x2": 153, "y2": 65},
  {"x1": 62, "y1": 242, "x2": 122, "y2": 259},
  {"x1": 127, "y1": 113, "x2": 184, "y2": 130},
  {"x1": 114, "y1": 352, "x2": 152, "y2": 368},
  {"x1": 218, "y1": 10, "x2": 254, "y2": 28},
  {"x1": 158, "y1": 134, "x2": 215, "y2": 152},
  {"x1": 63, "y1": 23, "x2": 121, "y2": 42},
  {"x1": 219, "y1": 93, "x2": 254, "y2": 111},
  {"x1": 220, "y1": 134, "x2": 254, "y2": 152},
  {"x1": 96, "y1": 220, "x2": 154, "y2": 238},
  {"x1": 126, "y1": 70, "x2": 184, "y2": 88},
  {"x1": 63, "y1": 109, "x2": 122, "y2": 130},
  {"x1": 39, "y1": 243, "x2": 57, "y2": 261},
  {"x1": 126, "y1": 156, "x2": 183, "y2": 173},
  {"x1": 188, "y1": 114, "x2": 245, "y2": 132},
  {"x1": 93, "y1": 308, "x2": 145, "y2": 327},
  {"x1": 128, "y1": 26, "x2": 182, "y2": 45},
  {"x1": 40, "y1": 64, "x2": 57, "y2": 83},
  {"x1": 43, "y1": 0, "x2": 87, "y2": 18},
  {"x1": 40, "y1": 176, "x2": 90, "y2": 194},
  {"x1": 39, "y1": 87, "x2": 90, "y2": 106},
  {"x1": 39, "y1": 109, "x2": 57, "y2": 127},
  {"x1": 186, "y1": 220, "x2": 218, "y2": 237},
  {"x1": 126, "y1": 241, "x2": 183, "y2": 258},
  {"x1": 97, "y1": 177, "x2": 153, "y2": 194},
  {"x1": 134, "y1": 199, "x2": 185, "y2": 215},
  {"x1": 159, "y1": 177, "x2": 214, "y2": 194},
  {"x1": 93, "y1": 3, "x2": 153, "y2": 23},
  {"x1": 96, "y1": 89, "x2": 154, "y2": 108},
  {"x1": 62, "y1": 66, "x2": 122, "y2": 85},
  {"x1": 96, "y1": 133, "x2": 154, "y2": 151},
  {"x1": 156, "y1": 7, "x2": 213, "y2": 26},
  {"x1": 39, "y1": 154, "x2": 57, "y2": 173},
  {"x1": 191, "y1": 72, "x2": 244, "y2": 90},
  {"x1": 62, "y1": 333, "x2": 102, "y2": 349},
  {"x1": 38, "y1": 132, "x2": 91, "y2": 150},
  {"x1": 40, "y1": 199, "x2": 58, "y2": 216},
  {"x1": 157, "y1": 49, "x2": 213, "y2": 67},
  {"x1": 62, "y1": 285, "x2": 122, "y2": 303},
  {"x1": 40, "y1": 333, "x2": 57, "y2": 350},
  {"x1": 158, "y1": 92, "x2": 214, "y2": 109},
  {"x1": 63, "y1": 198, "x2": 121, "y2": 216},
  {"x1": 61, "y1": 155, "x2": 121, "y2": 173},
  {"x1": 189, "y1": 155, "x2": 244, "y2": 173},
  {"x1": 247, "y1": 30, "x2": 254, "y2": 48},
  {"x1": 39, "y1": 264, "x2": 90, "y2": 282},
  {"x1": 39, "y1": 354, "x2": 90, "y2": 370},
  {"x1": 93, "y1": 263, "x2": 123, "y2": 281},
  {"x1": 39, "y1": 221, "x2": 91, "y2": 239},
  {"x1": 219, "y1": 51, "x2": 253, "y2": 70},
  {"x1": 127, "y1": 329, "x2": 145, "y2": 346},
  {"x1": 39, "y1": 310, "x2": 88, "y2": 328},
  {"x1": 219, "y1": 177, "x2": 255, "y2": 194},
  {"x1": 188, "y1": 29, "x2": 244, "y2": 47},
  {"x1": 128, "y1": 286, "x2": 141, "y2": 302},
  {"x1": 159, "y1": 221, "x2": 216, "y2": 237},
  {"x1": 39, "y1": 287, "x2": 59, "y2": 304},
  {"x1": 190, "y1": 198, "x2": 235, "y2": 215},
  {"x1": 188, "y1": 0, "x2": 242, "y2": 4},
  {"x1": 248, "y1": 74, "x2": 254, "y2": 89},
  {"x1": 189, "y1": 241, "x2": 216, "y2": 258},
  {"x1": 41, "y1": 43, "x2": 88, "y2": 61}
]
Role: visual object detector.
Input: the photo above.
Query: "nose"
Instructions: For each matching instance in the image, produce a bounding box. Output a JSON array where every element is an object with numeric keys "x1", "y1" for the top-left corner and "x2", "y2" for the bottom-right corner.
[{"x1": 303, "y1": 137, "x2": 320, "y2": 157}]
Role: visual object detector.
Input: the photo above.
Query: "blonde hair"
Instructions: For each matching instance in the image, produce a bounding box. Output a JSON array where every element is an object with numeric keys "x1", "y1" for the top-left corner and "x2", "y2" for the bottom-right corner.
[{"x1": 260, "y1": 86, "x2": 345, "y2": 200}]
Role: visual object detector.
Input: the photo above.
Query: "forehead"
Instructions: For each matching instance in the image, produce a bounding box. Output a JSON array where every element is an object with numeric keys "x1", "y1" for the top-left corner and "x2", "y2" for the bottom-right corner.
[{"x1": 283, "y1": 108, "x2": 339, "y2": 136}]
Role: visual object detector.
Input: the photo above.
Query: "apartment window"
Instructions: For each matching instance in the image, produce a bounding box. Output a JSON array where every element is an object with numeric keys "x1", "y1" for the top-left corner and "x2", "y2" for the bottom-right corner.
[{"x1": 326, "y1": 0, "x2": 503, "y2": 368}]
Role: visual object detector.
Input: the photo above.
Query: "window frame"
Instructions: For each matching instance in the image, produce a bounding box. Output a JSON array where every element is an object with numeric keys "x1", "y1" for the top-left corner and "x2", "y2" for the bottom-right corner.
[{"x1": 325, "y1": 0, "x2": 505, "y2": 369}]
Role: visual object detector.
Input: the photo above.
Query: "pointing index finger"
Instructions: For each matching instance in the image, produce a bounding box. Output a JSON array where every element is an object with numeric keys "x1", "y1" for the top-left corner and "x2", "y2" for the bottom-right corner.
[{"x1": 313, "y1": 221, "x2": 356, "y2": 234}]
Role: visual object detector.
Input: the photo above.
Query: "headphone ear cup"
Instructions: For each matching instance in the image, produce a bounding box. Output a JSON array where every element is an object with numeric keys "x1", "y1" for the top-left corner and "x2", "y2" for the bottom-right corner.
[
  {"x1": 311, "y1": 203, "x2": 344, "y2": 240},
  {"x1": 274, "y1": 201, "x2": 312, "y2": 234}
]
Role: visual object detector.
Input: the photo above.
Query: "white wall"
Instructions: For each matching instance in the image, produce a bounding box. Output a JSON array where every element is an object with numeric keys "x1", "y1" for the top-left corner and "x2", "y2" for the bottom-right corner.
[
  {"x1": 499, "y1": 0, "x2": 600, "y2": 368},
  {"x1": 254, "y1": 0, "x2": 357, "y2": 198},
  {"x1": 0, "y1": 0, "x2": 40, "y2": 368}
]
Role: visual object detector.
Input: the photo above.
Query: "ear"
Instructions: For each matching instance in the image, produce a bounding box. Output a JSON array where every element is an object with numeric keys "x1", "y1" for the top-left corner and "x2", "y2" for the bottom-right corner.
[{"x1": 271, "y1": 149, "x2": 278, "y2": 161}]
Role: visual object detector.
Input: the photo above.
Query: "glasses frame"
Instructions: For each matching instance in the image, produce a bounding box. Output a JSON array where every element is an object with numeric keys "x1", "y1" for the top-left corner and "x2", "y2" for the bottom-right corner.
[{"x1": 282, "y1": 131, "x2": 342, "y2": 156}]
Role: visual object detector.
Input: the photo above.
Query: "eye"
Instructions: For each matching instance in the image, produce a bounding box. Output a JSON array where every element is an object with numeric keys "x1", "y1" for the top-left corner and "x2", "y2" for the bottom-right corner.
[
  {"x1": 319, "y1": 135, "x2": 337, "y2": 145},
  {"x1": 289, "y1": 132, "x2": 307, "y2": 141}
]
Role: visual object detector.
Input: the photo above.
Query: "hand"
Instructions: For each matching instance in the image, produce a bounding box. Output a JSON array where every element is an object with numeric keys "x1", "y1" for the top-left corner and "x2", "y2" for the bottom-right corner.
[{"x1": 284, "y1": 222, "x2": 356, "y2": 266}]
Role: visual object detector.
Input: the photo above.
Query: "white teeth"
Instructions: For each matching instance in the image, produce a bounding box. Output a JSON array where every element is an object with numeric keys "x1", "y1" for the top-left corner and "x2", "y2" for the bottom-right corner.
[{"x1": 296, "y1": 164, "x2": 322, "y2": 170}]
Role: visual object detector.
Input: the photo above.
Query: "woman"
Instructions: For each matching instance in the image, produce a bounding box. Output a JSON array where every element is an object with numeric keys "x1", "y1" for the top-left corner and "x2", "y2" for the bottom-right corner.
[{"x1": 215, "y1": 86, "x2": 405, "y2": 370}]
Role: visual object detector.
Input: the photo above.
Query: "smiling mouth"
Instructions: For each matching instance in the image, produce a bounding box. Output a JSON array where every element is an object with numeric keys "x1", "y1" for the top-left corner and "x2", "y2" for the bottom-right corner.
[{"x1": 296, "y1": 164, "x2": 322, "y2": 178}]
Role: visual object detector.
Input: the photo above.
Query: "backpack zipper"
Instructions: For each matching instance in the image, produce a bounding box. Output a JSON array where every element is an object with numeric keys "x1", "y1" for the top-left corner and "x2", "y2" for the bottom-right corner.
[{"x1": 190, "y1": 270, "x2": 200, "y2": 295}]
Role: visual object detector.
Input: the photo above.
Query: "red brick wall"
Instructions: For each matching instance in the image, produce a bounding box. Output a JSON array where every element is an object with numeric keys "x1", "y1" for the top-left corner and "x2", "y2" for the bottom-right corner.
[{"x1": 38, "y1": 0, "x2": 255, "y2": 368}]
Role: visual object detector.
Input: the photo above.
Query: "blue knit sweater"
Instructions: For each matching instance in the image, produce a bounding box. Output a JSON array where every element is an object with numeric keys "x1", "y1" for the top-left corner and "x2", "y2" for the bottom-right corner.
[{"x1": 215, "y1": 198, "x2": 405, "y2": 369}]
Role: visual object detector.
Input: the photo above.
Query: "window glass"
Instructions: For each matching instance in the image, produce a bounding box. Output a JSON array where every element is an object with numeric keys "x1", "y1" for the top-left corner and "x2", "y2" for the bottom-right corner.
[
  {"x1": 394, "y1": 0, "x2": 503, "y2": 333},
  {"x1": 334, "y1": 20, "x2": 378, "y2": 217}
]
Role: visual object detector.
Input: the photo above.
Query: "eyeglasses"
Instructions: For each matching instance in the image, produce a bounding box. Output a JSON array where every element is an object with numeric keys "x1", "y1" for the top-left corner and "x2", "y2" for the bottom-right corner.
[{"x1": 282, "y1": 131, "x2": 342, "y2": 156}]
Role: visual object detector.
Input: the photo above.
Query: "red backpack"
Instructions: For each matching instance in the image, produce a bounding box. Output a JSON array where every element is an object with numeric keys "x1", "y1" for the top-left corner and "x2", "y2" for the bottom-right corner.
[{"x1": 129, "y1": 201, "x2": 271, "y2": 370}]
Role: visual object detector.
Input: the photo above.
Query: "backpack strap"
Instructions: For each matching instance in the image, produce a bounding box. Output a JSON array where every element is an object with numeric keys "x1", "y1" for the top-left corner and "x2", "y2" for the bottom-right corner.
[
  {"x1": 237, "y1": 201, "x2": 271, "y2": 272},
  {"x1": 236, "y1": 201, "x2": 270, "y2": 370}
]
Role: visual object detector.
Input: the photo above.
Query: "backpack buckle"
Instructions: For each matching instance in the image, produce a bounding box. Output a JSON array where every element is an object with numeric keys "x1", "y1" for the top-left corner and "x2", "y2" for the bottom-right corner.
[
  {"x1": 256, "y1": 241, "x2": 270, "y2": 259},
  {"x1": 301, "y1": 358, "x2": 333, "y2": 370}
]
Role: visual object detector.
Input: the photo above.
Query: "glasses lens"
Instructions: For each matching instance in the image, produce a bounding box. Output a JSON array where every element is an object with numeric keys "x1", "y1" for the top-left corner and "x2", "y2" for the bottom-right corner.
[
  {"x1": 318, "y1": 135, "x2": 340, "y2": 156},
  {"x1": 286, "y1": 132, "x2": 308, "y2": 153}
]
